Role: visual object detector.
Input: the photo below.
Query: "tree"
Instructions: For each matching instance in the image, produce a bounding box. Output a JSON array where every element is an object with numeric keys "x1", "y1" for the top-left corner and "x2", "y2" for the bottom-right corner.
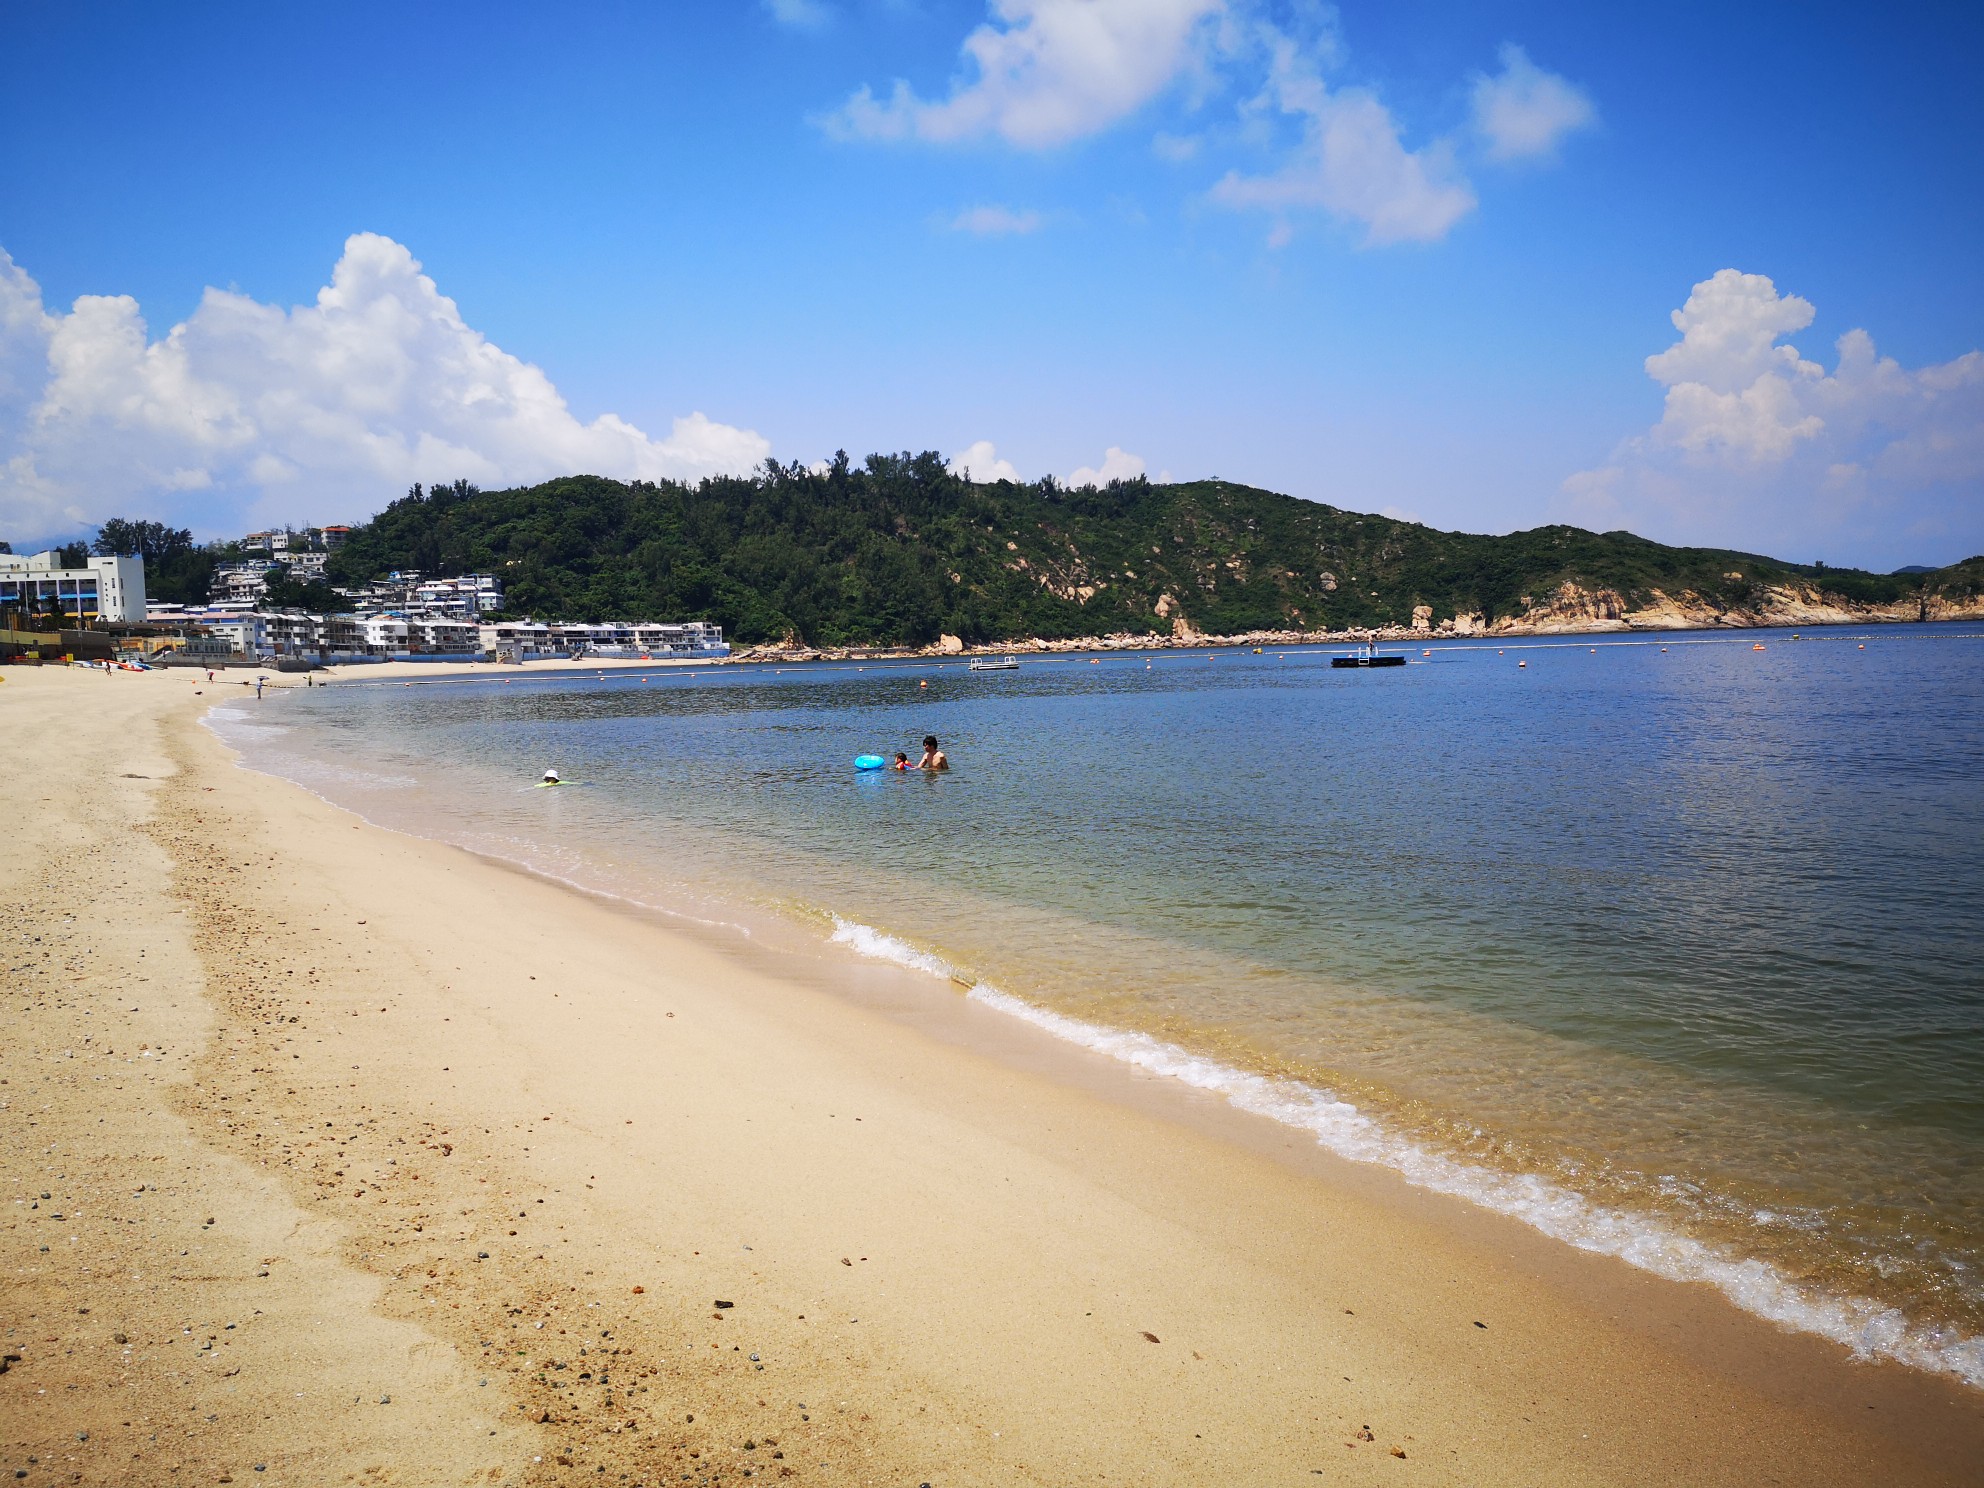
[
  {"x1": 83, "y1": 519, "x2": 234, "y2": 605},
  {"x1": 93, "y1": 518, "x2": 194, "y2": 562},
  {"x1": 56, "y1": 541, "x2": 89, "y2": 568}
]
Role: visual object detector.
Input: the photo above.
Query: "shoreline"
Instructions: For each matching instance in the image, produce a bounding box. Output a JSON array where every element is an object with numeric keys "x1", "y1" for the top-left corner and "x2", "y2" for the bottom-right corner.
[
  {"x1": 153, "y1": 615, "x2": 1984, "y2": 689},
  {"x1": 4, "y1": 665, "x2": 1982, "y2": 1484},
  {"x1": 217, "y1": 648, "x2": 1984, "y2": 1400},
  {"x1": 209, "y1": 668, "x2": 1984, "y2": 1394},
  {"x1": 736, "y1": 612, "x2": 1984, "y2": 664}
]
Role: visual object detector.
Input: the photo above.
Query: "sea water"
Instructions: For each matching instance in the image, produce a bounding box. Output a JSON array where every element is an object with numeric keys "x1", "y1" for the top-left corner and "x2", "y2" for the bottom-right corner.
[{"x1": 210, "y1": 626, "x2": 1984, "y2": 1386}]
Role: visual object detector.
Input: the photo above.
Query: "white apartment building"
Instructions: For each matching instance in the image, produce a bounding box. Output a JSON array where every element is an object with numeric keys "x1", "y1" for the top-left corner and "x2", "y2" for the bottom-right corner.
[
  {"x1": 241, "y1": 525, "x2": 348, "y2": 555},
  {"x1": 478, "y1": 621, "x2": 553, "y2": 660},
  {"x1": 475, "y1": 620, "x2": 726, "y2": 660},
  {"x1": 407, "y1": 615, "x2": 483, "y2": 654},
  {"x1": 0, "y1": 550, "x2": 147, "y2": 623},
  {"x1": 156, "y1": 605, "x2": 716, "y2": 665},
  {"x1": 253, "y1": 610, "x2": 483, "y2": 661},
  {"x1": 212, "y1": 560, "x2": 278, "y2": 603},
  {"x1": 576, "y1": 621, "x2": 727, "y2": 657},
  {"x1": 180, "y1": 611, "x2": 271, "y2": 658},
  {"x1": 410, "y1": 574, "x2": 503, "y2": 616}
]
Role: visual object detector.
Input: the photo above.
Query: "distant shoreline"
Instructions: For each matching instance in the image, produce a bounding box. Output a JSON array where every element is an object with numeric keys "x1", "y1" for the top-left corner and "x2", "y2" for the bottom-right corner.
[
  {"x1": 184, "y1": 614, "x2": 1980, "y2": 686},
  {"x1": 728, "y1": 610, "x2": 1984, "y2": 665}
]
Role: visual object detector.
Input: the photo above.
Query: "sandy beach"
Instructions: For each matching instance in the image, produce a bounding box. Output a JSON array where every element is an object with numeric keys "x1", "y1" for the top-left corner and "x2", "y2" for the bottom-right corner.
[{"x1": 4, "y1": 663, "x2": 1981, "y2": 1486}]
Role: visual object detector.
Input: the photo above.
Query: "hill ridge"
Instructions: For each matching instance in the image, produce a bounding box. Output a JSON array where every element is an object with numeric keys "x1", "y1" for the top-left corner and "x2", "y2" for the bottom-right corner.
[{"x1": 314, "y1": 456, "x2": 1984, "y2": 644}]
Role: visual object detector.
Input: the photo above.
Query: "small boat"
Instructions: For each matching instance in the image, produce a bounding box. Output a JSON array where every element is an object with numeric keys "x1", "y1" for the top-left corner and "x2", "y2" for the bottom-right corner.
[
  {"x1": 968, "y1": 656, "x2": 1020, "y2": 671},
  {"x1": 1331, "y1": 653, "x2": 1406, "y2": 668},
  {"x1": 1330, "y1": 638, "x2": 1406, "y2": 669}
]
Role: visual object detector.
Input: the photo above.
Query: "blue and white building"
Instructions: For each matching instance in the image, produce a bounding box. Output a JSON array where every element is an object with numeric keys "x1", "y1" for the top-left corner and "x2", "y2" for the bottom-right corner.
[{"x1": 0, "y1": 551, "x2": 146, "y2": 622}]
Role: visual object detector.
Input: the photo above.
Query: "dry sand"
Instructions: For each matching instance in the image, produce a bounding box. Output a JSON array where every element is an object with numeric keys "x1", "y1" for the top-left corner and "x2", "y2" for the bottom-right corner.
[{"x1": 3, "y1": 663, "x2": 1981, "y2": 1486}]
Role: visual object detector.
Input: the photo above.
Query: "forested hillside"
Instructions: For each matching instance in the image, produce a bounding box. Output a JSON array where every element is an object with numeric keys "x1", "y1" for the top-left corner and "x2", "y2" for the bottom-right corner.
[{"x1": 318, "y1": 455, "x2": 1973, "y2": 645}]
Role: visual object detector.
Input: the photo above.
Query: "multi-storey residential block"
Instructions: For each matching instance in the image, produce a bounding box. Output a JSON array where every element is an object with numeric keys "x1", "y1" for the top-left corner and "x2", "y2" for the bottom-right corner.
[
  {"x1": 212, "y1": 560, "x2": 278, "y2": 604},
  {"x1": 475, "y1": 619, "x2": 727, "y2": 659},
  {"x1": 0, "y1": 550, "x2": 147, "y2": 623}
]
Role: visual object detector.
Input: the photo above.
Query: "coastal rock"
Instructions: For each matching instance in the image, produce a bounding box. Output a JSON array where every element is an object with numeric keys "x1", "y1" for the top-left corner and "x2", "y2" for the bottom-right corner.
[{"x1": 936, "y1": 634, "x2": 964, "y2": 654}]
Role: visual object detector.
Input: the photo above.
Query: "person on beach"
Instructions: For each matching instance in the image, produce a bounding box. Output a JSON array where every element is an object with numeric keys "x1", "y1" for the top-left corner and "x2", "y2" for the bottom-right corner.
[
  {"x1": 255, "y1": 676, "x2": 266, "y2": 699},
  {"x1": 918, "y1": 735, "x2": 949, "y2": 771}
]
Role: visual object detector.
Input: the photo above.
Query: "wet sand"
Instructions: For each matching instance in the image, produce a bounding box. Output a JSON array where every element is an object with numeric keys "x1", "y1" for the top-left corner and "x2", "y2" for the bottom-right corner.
[{"x1": 3, "y1": 663, "x2": 1980, "y2": 1485}]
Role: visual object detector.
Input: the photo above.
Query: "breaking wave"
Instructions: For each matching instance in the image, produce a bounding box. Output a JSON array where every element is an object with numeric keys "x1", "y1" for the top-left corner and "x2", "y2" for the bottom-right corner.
[{"x1": 827, "y1": 915, "x2": 1984, "y2": 1389}]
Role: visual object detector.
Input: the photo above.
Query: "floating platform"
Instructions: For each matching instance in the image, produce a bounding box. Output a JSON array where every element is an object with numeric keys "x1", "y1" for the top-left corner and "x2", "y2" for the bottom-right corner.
[{"x1": 1330, "y1": 653, "x2": 1407, "y2": 668}]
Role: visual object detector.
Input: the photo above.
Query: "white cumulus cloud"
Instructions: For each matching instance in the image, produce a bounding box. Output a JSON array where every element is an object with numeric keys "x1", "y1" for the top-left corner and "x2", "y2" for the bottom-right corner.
[
  {"x1": 1470, "y1": 44, "x2": 1596, "y2": 162},
  {"x1": 0, "y1": 235, "x2": 769, "y2": 541},
  {"x1": 1209, "y1": 22, "x2": 1475, "y2": 245},
  {"x1": 1065, "y1": 445, "x2": 1146, "y2": 487},
  {"x1": 824, "y1": 5, "x2": 1592, "y2": 250},
  {"x1": 1563, "y1": 269, "x2": 1984, "y2": 564},
  {"x1": 950, "y1": 204, "x2": 1045, "y2": 235},
  {"x1": 1212, "y1": 87, "x2": 1475, "y2": 245},
  {"x1": 949, "y1": 439, "x2": 1023, "y2": 483},
  {"x1": 825, "y1": 0, "x2": 1224, "y2": 148}
]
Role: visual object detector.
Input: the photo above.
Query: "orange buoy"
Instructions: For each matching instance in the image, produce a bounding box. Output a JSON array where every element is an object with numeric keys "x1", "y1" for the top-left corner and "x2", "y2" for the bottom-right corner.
[
  {"x1": 1753, "y1": 643, "x2": 1766, "y2": 651},
  {"x1": 1422, "y1": 649, "x2": 1431, "y2": 657},
  {"x1": 919, "y1": 679, "x2": 927, "y2": 688},
  {"x1": 1858, "y1": 643, "x2": 1866, "y2": 649}
]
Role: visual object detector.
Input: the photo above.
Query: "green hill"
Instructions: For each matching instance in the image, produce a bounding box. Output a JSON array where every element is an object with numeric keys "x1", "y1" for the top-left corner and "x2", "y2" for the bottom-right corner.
[{"x1": 321, "y1": 455, "x2": 1978, "y2": 645}]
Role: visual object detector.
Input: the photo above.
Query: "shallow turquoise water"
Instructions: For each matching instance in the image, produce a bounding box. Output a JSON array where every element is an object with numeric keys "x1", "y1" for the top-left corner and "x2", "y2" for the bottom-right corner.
[{"x1": 215, "y1": 625, "x2": 1984, "y2": 1382}]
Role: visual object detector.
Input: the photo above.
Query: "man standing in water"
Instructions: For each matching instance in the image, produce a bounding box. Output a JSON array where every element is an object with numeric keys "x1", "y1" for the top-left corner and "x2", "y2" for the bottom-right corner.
[{"x1": 918, "y1": 735, "x2": 949, "y2": 771}]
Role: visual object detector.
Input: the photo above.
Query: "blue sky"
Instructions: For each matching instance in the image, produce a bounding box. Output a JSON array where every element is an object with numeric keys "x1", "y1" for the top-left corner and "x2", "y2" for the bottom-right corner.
[{"x1": 2, "y1": 0, "x2": 1980, "y2": 568}]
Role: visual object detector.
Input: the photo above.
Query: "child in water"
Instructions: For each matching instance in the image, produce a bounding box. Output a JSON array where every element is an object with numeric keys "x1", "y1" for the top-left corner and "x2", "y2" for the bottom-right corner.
[{"x1": 892, "y1": 752, "x2": 911, "y2": 771}]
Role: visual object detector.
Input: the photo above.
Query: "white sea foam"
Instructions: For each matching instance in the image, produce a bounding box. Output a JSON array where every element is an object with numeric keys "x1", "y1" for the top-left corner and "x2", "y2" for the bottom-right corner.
[
  {"x1": 826, "y1": 915, "x2": 1984, "y2": 1390},
  {"x1": 828, "y1": 916, "x2": 959, "y2": 979}
]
